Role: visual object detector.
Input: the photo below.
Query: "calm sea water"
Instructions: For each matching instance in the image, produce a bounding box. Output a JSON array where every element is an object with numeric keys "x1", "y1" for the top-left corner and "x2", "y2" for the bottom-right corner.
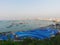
[{"x1": 0, "y1": 20, "x2": 54, "y2": 32}]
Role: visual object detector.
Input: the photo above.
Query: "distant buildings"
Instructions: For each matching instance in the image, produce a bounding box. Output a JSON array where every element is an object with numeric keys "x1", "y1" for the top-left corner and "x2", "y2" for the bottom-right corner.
[{"x1": 35, "y1": 18, "x2": 60, "y2": 22}]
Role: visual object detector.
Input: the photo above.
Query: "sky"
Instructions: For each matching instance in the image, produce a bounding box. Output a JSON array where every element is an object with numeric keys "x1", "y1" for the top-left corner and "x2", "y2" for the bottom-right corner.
[{"x1": 0, "y1": 0, "x2": 60, "y2": 20}]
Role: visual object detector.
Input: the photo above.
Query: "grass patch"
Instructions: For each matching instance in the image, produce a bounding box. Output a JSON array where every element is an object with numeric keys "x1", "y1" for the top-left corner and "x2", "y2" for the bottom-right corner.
[{"x1": 0, "y1": 35, "x2": 60, "y2": 45}]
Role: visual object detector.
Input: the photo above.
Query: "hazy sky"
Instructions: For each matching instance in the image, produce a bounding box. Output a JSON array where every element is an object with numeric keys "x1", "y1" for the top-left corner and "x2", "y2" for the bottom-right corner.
[{"x1": 0, "y1": 0, "x2": 60, "y2": 20}]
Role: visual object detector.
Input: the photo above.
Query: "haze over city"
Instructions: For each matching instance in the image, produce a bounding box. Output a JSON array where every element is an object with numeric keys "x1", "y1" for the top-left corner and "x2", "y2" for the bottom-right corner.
[{"x1": 0, "y1": 0, "x2": 60, "y2": 20}]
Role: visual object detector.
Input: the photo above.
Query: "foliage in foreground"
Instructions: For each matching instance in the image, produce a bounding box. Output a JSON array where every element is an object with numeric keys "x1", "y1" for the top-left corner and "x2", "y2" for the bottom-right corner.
[{"x1": 0, "y1": 35, "x2": 60, "y2": 45}]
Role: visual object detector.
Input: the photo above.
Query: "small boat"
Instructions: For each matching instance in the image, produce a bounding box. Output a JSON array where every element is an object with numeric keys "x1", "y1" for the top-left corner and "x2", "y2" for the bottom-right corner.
[{"x1": 19, "y1": 22, "x2": 24, "y2": 24}]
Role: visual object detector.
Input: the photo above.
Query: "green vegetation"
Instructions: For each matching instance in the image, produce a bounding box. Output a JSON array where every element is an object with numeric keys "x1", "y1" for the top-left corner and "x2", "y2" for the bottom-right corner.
[{"x1": 0, "y1": 35, "x2": 60, "y2": 45}]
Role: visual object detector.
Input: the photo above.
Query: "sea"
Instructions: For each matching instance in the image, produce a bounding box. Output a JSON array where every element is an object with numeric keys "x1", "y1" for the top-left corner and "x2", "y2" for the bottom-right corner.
[{"x1": 0, "y1": 20, "x2": 54, "y2": 32}]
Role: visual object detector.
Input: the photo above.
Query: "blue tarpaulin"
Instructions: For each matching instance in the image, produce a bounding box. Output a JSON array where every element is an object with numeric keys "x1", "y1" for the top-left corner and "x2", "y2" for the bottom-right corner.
[
  {"x1": 0, "y1": 27, "x2": 59, "y2": 40},
  {"x1": 0, "y1": 35, "x2": 8, "y2": 40},
  {"x1": 15, "y1": 28, "x2": 58, "y2": 39}
]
